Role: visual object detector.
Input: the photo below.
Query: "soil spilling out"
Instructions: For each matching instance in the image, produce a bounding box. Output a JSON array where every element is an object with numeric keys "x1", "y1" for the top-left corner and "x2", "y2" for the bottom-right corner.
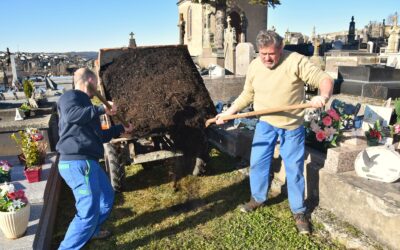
[{"x1": 100, "y1": 45, "x2": 216, "y2": 155}]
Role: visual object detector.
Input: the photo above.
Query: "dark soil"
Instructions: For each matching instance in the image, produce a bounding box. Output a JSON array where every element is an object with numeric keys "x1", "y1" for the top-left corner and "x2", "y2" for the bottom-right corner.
[{"x1": 100, "y1": 45, "x2": 216, "y2": 155}]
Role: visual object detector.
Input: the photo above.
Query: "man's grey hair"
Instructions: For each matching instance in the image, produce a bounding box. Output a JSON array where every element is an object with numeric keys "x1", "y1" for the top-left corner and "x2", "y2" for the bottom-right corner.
[
  {"x1": 73, "y1": 67, "x2": 97, "y2": 87},
  {"x1": 256, "y1": 29, "x2": 283, "y2": 49}
]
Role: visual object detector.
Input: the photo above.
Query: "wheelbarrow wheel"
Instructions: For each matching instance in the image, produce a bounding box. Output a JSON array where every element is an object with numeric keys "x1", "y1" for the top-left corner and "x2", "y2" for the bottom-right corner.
[{"x1": 104, "y1": 143, "x2": 126, "y2": 192}]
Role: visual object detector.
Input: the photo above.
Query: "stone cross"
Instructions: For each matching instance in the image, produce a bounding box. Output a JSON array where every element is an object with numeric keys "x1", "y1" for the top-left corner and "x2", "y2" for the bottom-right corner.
[{"x1": 129, "y1": 32, "x2": 136, "y2": 48}]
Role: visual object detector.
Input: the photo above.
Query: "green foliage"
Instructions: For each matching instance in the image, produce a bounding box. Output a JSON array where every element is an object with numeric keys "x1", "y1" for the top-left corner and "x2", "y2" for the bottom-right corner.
[
  {"x1": 248, "y1": 0, "x2": 281, "y2": 7},
  {"x1": 394, "y1": 98, "x2": 400, "y2": 123},
  {"x1": 23, "y1": 79, "x2": 34, "y2": 99},
  {"x1": 19, "y1": 102, "x2": 31, "y2": 112},
  {"x1": 11, "y1": 129, "x2": 46, "y2": 168}
]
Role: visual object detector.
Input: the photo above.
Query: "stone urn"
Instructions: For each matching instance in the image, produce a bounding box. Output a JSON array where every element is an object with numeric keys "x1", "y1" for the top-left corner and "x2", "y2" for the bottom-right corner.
[{"x1": 0, "y1": 203, "x2": 30, "y2": 239}]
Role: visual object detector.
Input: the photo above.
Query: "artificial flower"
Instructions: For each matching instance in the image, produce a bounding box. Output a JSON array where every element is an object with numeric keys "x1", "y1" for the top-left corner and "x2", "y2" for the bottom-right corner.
[
  {"x1": 327, "y1": 109, "x2": 340, "y2": 121},
  {"x1": 322, "y1": 116, "x2": 332, "y2": 126},
  {"x1": 316, "y1": 130, "x2": 327, "y2": 142}
]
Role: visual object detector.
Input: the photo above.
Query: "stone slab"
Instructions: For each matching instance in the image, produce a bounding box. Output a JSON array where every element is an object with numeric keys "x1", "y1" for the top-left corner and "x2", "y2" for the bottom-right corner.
[
  {"x1": 202, "y1": 75, "x2": 245, "y2": 103},
  {"x1": 206, "y1": 125, "x2": 253, "y2": 161},
  {"x1": 319, "y1": 169, "x2": 400, "y2": 250},
  {"x1": 324, "y1": 145, "x2": 367, "y2": 173},
  {"x1": 362, "y1": 83, "x2": 400, "y2": 100},
  {"x1": 0, "y1": 113, "x2": 59, "y2": 156}
]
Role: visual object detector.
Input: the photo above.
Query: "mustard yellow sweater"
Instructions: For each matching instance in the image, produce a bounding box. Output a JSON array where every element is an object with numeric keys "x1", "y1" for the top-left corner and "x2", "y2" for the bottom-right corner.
[{"x1": 233, "y1": 50, "x2": 332, "y2": 130}]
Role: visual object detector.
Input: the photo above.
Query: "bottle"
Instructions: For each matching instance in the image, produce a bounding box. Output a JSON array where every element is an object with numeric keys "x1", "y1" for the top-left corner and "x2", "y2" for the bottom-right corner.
[{"x1": 100, "y1": 115, "x2": 109, "y2": 130}]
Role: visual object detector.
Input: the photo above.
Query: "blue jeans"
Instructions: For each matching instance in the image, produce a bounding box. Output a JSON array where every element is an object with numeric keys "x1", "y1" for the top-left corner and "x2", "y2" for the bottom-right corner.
[
  {"x1": 250, "y1": 121, "x2": 306, "y2": 214},
  {"x1": 58, "y1": 160, "x2": 115, "y2": 250}
]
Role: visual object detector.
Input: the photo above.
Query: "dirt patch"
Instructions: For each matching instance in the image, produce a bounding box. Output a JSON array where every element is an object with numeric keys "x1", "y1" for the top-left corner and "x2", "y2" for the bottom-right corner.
[{"x1": 100, "y1": 45, "x2": 216, "y2": 154}]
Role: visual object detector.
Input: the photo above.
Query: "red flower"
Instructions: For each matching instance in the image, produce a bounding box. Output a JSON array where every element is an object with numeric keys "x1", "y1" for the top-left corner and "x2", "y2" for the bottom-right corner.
[
  {"x1": 369, "y1": 130, "x2": 382, "y2": 140},
  {"x1": 7, "y1": 192, "x2": 16, "y2": 200},
  {"x1": 15, "y1": 190, "x2": 26, "y2": 199},
  {"x1": 327, "y1": 109, "x2": 340, "y2": 121},
  {"x1": 322, "y1": 116, "x2": 333, "y2": 126},
  {"x1": 31, "y1": 133, "x2": 43, "y2": 141},
  {"x1": 316, "y1": 130, "x2": 326, "y2": 142},
  {"x1": 394, "y1": 124, "x2": 400, "y2": 134}
]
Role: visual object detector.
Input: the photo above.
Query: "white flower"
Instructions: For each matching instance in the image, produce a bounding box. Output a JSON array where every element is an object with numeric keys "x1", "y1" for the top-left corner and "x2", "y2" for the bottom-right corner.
[
  {"x1": 12, "y1": 199, "x2": 25, "y2": 209},
  {"x1": 310, "y1": 120, "x2": 320, "y2": 133},
  {"x1": 324, "y1": 127, "x2": 337, "y2": 142},
  {"x1": 0, "y1": 183, "x2": 15, "y2": 195}
]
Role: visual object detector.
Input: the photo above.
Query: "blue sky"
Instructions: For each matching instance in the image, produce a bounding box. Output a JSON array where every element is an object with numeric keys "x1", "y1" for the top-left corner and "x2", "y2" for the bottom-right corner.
[{"x1": 0, "y1": 0, "x2": 398, "y2": 53}]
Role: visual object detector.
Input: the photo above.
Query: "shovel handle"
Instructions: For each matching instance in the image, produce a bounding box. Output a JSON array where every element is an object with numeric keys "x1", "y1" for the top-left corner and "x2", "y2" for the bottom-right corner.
[
  {"x1": 205, "y1": 103, "x2": 312, "y2": 128},
  {"x1": 88, "y1": 85, "x2": 130, "y2": 128}
]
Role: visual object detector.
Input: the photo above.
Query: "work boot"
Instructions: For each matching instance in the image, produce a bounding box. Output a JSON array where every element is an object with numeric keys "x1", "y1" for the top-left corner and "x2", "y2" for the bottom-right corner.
[
  {"x1": 293, "y1": 213, "x2": 311, "y2": 234},
  {"x1": 91, "y1": 230, "x2": 112, "y2": 240},
  {"x1": 238, "y1": 197, "x2": 264, "y2": 213}
]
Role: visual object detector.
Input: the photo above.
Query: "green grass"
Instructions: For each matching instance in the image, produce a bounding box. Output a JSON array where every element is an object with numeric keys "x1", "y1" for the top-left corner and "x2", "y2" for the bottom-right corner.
[{"x1": 52, "y1": 148, "x2": 343, "y2": 250}]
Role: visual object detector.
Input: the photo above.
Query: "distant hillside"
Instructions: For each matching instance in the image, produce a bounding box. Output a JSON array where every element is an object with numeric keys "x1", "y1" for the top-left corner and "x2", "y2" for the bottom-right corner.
[{"x1": 66, "y1": 51, "x2": 98, "y2": 60}]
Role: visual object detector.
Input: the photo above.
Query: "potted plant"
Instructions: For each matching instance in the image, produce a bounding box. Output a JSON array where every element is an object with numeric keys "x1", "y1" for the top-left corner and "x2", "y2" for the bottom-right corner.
[
  {"x1": 18, "y1": 103, "x2": 32, "y2": 118},
  {"x1": 0, "y1": 183, "x2": 30, "y2": 239},
  {"x1": 0, "y1": 161, "x2": 12, "y2": 184},
  {"x1": 11, "y1": 128, "x2": 47, "y2": 183},
  {"x1": 365, "y1": 120, "x2": 383, "y2": 146}
]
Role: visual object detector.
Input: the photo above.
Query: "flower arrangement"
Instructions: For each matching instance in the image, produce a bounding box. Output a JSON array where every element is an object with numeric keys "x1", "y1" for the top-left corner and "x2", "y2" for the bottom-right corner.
[
  {"x1": 11, "y1": 128, "x2": 47, "y2": 168},
  {"x1": 305, "y1": 108, "x2": 342, "y2": 151},
  {"x1": 365, "y1": 120, "x2": 384, "y2": 146},
  {"x1": 0, "y1": 183, "x2": 28, "y2": 212},
  {"x1": 0, "y1": 161, "x2": 12, "y2": 183}
]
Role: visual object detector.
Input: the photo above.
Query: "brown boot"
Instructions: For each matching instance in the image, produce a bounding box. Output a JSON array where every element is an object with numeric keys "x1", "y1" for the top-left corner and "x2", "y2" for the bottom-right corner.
[
  {"x1": 238, "y1": 197, "x2": 264, "y2": 213},
  {"x1": 293, "y1": 213, "x2": 311, "y2": 234}
]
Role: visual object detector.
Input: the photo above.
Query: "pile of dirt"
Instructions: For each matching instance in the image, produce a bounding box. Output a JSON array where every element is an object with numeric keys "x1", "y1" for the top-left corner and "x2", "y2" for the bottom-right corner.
[{"x1": 100, "y1": 45, "x2": 216, "y2": 154}]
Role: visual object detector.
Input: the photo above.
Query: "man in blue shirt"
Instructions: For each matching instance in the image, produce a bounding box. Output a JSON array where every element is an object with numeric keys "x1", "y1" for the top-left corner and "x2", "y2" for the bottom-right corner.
[{"x1": 56, "y1": 68, "x2": 133, "y2": 249}]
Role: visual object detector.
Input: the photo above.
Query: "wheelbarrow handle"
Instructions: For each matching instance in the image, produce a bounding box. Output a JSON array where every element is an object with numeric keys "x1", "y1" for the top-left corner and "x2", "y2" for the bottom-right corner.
[
  {"x1": 88, "y1": 84, "x2": 130, "y2": 128},
  {"x1": 205, "y1": 103, "x2": 312, "y2": 128}
]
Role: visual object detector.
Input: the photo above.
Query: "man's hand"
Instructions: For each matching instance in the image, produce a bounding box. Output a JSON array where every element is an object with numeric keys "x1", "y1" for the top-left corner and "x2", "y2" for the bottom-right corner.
[
  {"x1": 123, "y1": 123, "x2": 134, "y2": 133},
  {"x1": 310, "y1": 95, "x2": 329, "y2": 108},
  {"x1": 215, "y1": 105, "x2": 238, "y2": 125},
  {"x1": 215, "y1": 114, "x2": 227, "y2": 125},
  {"x1": 104, "y1": 101, "x2": 117, "y2": 116}
]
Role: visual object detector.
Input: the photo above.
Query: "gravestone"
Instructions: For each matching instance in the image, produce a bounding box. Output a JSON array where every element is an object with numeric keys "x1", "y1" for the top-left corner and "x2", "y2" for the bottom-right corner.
[
  {"x1": 235, "y1": 43, "x2": 255, "y2": 76},
  {"x1": 224, "y1": 16, "x2": 237, "y2": 74},
  {"x1": 338, "y1": 65, "x2": 400, "y2": 99}
]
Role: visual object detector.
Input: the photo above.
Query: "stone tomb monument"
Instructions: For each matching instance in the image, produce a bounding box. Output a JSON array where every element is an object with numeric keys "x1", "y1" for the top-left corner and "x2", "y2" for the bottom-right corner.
[
  {"x1": 235, "y1": 43, "x2": 255, "y2": 76},
  {"x1": 338, "y1": 65, "x2": 400, "y2": 99}
]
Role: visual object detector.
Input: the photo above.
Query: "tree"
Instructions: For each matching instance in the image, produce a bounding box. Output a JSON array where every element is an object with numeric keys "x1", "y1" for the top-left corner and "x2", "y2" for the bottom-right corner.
[{"x1": 248, "y1": 0, "x2": 281, "y2": 7}]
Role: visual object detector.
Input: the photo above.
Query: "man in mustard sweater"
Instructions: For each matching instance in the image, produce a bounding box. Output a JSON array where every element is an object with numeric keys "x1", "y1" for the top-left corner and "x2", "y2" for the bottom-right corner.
[{"x1": 216, "y1": 30, "x2": 333, "y2": 234}]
